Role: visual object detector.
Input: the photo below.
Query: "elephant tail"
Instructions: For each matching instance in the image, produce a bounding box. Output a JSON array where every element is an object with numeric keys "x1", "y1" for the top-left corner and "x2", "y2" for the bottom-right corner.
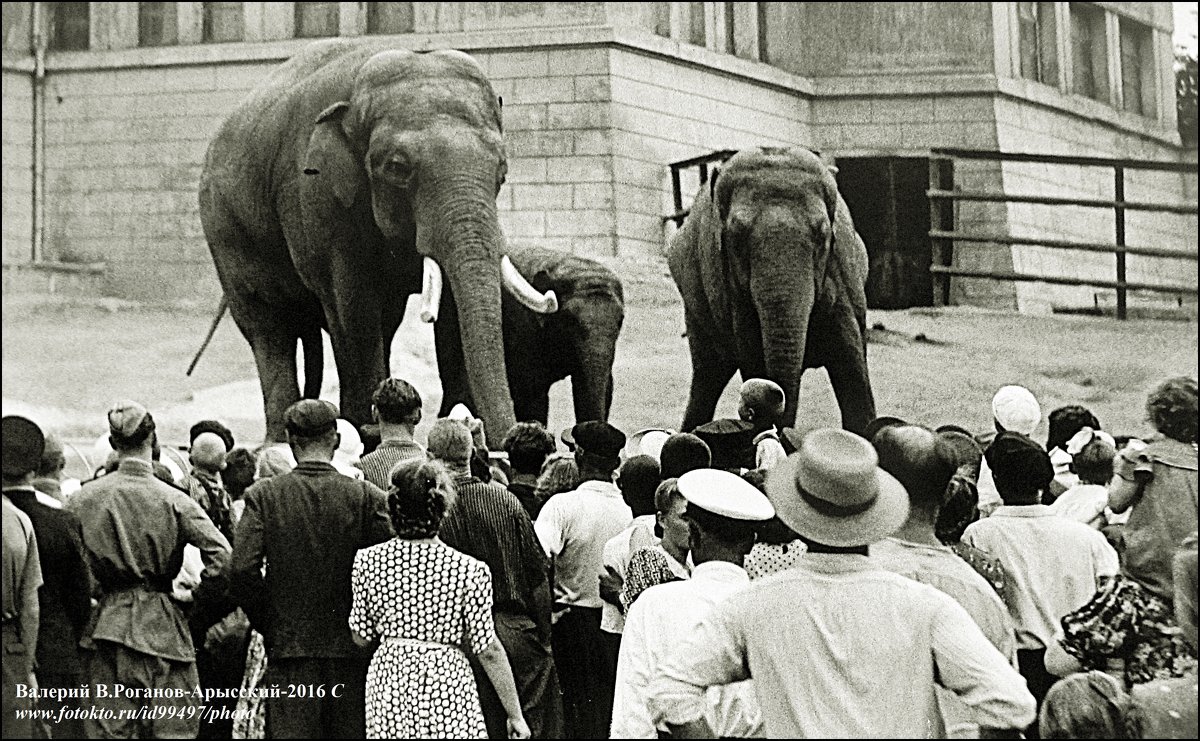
[
  {"x1": 187, "y1": 295, "x2": 229, "y2": 376},
  {"x1": 300, "y1": 325, "x2": 323, "y2": 400}
]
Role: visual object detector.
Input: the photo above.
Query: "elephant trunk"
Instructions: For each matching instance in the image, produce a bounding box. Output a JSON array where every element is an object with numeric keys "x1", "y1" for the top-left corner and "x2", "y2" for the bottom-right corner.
[
  {"x1": 754, "y1": 275, "x2": 813, "y2": 431},
  {"x1": 426, "y1": 180, "x2": 516, "y2": 449}
]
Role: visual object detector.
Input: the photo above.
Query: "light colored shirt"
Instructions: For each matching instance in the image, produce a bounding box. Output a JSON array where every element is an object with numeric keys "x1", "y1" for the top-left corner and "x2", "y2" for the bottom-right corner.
[
  {"x1": 613, "y1": 561, "x2": 762, "y2": 739},
  {"x1": 977, "y1": 457, "x2": 1001, "y2": 517},
  {"x1": 1049, "y1": 483, "x2": 1111, "y2": 529},
  {"x1": 3, "y1": 493, "x2": 42, "y2": 675},
  {"x1": 963, "y1": 504, "x2": 1119, "y2": 650},
  {"x1": 601, "y1": 514, "x2": 658, "y2": 633},
  {"x1": 872, "y1": 536, "x2": 1018, "y2": 739},
  {"x1": 753, "y1": 430, "x2": 788, "y2": 472},
  {"x1": 535, "y1": 480, "x2": 632, "y2": 608},
  {"x1": 648, "y1": 553, "x2": 1036, "y2": 739}
]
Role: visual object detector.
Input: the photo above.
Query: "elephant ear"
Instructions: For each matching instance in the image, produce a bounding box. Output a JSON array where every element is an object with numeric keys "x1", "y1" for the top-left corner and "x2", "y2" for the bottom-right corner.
[{"x1": 303, "y1": 101, "x2": 365, "y2": 209}]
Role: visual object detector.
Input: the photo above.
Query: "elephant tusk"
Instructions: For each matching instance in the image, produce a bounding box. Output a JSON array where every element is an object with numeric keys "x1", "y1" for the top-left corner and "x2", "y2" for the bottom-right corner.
[
  {"x1": 419, "y1": 257, "x2": 443, "y2": 323},
  {"x1": 500, "y1": 255, "x2": 558, "y2": 314}
]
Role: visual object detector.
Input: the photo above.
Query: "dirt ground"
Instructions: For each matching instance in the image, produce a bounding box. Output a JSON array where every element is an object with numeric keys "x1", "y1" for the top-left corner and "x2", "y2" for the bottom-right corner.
[{"x1": 3, "y1": 262, "x2": 1197, "y2": 455}]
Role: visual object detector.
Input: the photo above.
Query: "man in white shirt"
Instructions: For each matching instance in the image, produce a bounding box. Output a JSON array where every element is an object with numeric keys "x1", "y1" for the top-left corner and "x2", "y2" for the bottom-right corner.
[
  {"x1": 871, "y1": 425, "x2": 1019, "y2": 738},
  {"x1": 963, "y1": 431, "x2": 1118, "y2": 720},
  {"x1": 535, "y1": 421, "x2": 631, "y2": 739},
  {"x1": 649, "y1": 429, "x2": 1036, "y2": 739},
  {"x1": 612, "y1": 469, "x2": 771, "y2": 738}
]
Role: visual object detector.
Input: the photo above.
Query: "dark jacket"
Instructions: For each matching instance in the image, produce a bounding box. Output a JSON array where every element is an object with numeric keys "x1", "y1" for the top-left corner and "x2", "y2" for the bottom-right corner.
[
  {"x1": 230, "y1": 461, "x2": 392, "y2": 660},
  {"x1": 4, "y1": 489, "x2": 93, "y2": 674}
]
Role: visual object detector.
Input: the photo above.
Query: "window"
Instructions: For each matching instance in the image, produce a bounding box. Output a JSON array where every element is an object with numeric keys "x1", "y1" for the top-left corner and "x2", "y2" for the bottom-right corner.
[
  {"x1": 3, "y1": 3, "x2": 31, "y2": 50},
  {"x1": 366, "y1": 2, "x2": 414, "y2": 35},
  {"x1": 139, "y1": 2, "x2": 178, "y2": 47},
  {"x1": 652, "y1": 2, "x2": 670, "y2": 38},
  {"x1": 203, "y1": 1, "x2": 243, "y2": 43},
  {"x1": 686, "y1": 2, "x2": 706, "y2": 46},
  {"x1": 48, "y1": 2, "x2": 89, "y2": 51},
  {"x1": 295, "y1": 2, "x2": 339, "y2": 38},
  {"x1": 724, "y1": 3, "x2": 735, "y2": 53},
  {"x1": 1119, "y1": 18, "x2": 1154, "y2": 116},
  {"x1": 1018, "y1": 2, "x2": 1058, "y2": 85},
  {"x1": 1070, "y1": 3, "x2": 1108, "y2": 102}
]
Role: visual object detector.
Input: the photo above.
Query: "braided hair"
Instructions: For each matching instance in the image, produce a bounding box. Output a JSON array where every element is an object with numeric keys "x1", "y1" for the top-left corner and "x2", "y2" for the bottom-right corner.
[{"x1": 388, "y1": 458, "x2": 456, "y2": 539}]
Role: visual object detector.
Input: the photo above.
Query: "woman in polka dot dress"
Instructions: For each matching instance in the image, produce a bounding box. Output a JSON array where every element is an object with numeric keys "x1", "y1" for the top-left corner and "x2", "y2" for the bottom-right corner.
[{"x1": 350, "y1": 458, "x2": 531, "y2": 739}]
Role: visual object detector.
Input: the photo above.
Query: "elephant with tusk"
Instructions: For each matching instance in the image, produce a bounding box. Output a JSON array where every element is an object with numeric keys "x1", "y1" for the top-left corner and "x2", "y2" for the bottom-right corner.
[
  {"x1": 198, "y1": 40, "x2": 555, "y2": 446},
  {"x1": 430, "y1": 245, "x2": 623, "y2": 427},
  {"x1": 668, "y1": 147, "x2": 876, "y2": 436}
]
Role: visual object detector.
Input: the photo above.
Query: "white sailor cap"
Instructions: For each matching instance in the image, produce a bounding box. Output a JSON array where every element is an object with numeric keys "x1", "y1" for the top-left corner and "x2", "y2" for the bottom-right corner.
[{"x1": 677, "y1": 468, "x2": 775, "y2": 522}]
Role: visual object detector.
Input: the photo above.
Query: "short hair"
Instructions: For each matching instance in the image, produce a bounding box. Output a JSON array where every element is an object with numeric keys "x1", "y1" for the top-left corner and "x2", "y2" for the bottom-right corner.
[
  {"x1": 388, "y1": 458, "x2": 455, "y2": 539},
  {"x1": 874, "y1": 425, "x2": 959, "y2": 510},
  {"x1": 936, "y1": 430, "x2": 984, "y2": 481},
  {"x1": 427, "y1": 418, "x2": 473, "y2": 464},
  {"x1": 288, "y1": 426, "x2": 338, "y2": 450},
  {"x1": 36, "y1": 435, "x2": 66, "y2": 478},
  {"x1": 1072, "y1": 436, "x2": 1116, "y2": 485},
  {"x1": 739, "y1": 379, "x2": 785, "y2": 422},
  {"x1": 618, "y1": 456, "x2": 661, "y2": 517},
  {"x1": 660, "y1": 433, "x2": 711, "y2": 479},
  {"x1": 1038, "y1": 672, "x2": 1129, "y2": 740},
  {"x1": 534, "y1": 452, "x2": 579, "y2": 502},
  {"x1": 222, "y1": 448, "x2": 258, "y2": 499},
  {"x1": 1146, "y1": 376, "x2": 1198, "y2": 444},
  {"x1": 684, "y1": 502, "x2": 757, "y2": 549},
  {"x1": 373, "y1": 378, "x2": 423, "y2": 425},
  {"x1": 110, "y1": 412, "x2": 156, "y2": 452},
  {"x1": 653, "y1": 477, "x2": 683, "y2": 515},
  {"x1": 1046, "y1": 405, "x2": 1101, "y2": 454},
  {"x1": 501, "y1": 422, "x2": 557, "y2": 475}
]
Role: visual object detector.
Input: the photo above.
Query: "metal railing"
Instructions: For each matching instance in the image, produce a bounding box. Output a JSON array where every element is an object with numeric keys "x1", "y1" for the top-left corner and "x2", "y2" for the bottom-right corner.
[
  {"x1": 928, "y1": 148, "x2": 1198, "y2": 319},
  {"x1": 663, "y1": 150, "x2": 738, "y2": 227}
]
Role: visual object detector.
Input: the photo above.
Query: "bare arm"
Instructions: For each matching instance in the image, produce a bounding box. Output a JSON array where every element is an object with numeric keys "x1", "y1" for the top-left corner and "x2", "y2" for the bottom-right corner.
[{"x1": 477, "y1": 637, "x2": 529, "y2": 738}]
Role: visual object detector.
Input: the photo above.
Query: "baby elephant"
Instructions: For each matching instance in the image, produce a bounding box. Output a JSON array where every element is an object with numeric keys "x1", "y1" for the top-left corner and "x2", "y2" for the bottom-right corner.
[{"x1": 435, "y1": 245, "x2": 625, "y2": 427}]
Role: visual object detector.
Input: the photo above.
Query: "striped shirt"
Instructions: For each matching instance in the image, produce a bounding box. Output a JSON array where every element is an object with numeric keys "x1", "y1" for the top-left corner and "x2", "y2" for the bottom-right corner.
[
  {"x1": 439, "y1": 474, "x2": 551, "y2": 624},
  {"x1": 355, "y1": 439, "x2": 426, "y2": 491}
]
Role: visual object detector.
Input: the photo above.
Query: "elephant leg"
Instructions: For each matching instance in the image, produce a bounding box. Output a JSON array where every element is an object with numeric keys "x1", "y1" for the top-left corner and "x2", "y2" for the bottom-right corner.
[
  {"x1": 681, "y1": 329, "x2": 737, "y2": 433},
  {"x1": 324, "y1": 306, "x2": 388, "y2": 431},
  {"x1": 517, "y1": 391, "x2": 551, "y2": 427},
  {"x1": 816, "y1": 306, "x2": 876, "y2": 437},
  {"x1": 226, "y1": 302, "x2": 303, "y2": 443},
  {"x1": 300, "y1": 323, "x2": 324, "y2": 400}
]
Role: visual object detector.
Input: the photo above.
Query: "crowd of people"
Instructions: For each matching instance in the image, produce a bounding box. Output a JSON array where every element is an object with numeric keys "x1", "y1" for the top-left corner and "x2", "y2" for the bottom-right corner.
[{"x1": 2, "y1": 373, "x2": 1196, "y2": 739}]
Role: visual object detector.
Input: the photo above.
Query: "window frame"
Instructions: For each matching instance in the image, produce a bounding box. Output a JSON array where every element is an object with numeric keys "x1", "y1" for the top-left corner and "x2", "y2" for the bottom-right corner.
[
  {"x1": 202, "y1": 1, "x2": 244, "y2": 43},
  {"x1": 138, "y1": 2, "x2": 179, "y2": 48},
  {"x1": 48, "y1": 1, "x2": 90, "y2": 52}
]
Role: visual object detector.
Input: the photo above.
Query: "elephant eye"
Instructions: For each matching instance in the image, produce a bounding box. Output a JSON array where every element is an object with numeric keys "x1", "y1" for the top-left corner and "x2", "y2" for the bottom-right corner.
[{"x1": 381, "y1": 158, "x2": 414, "y2": 185}]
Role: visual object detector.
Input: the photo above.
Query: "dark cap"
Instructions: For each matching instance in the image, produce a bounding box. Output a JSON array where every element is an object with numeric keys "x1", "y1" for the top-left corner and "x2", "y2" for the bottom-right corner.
[
  {"x1": 2, "y1": 416, "x2": 45, "y2": 477},
  {"x1": 660, "y1": 432, "x2": 711, "y2": 479},
  {"x1": 618, "y1": 455, "x2": 662, "y2": 497},
  {"x1": 984, "y1": 431, "x2": 1054, "y2": 500},
  {"x1": 571, "y1": 421, "x2": 626, "y2": 460},
  {"x1": 693, "y1": 419, "x2": 757, "y2": 471},
  {"x1": 190, "y1": 420, "x2": 234, "y2": 452},
  {"x1": 285, "y1": 399, "x2": 339, "y2": 437}
]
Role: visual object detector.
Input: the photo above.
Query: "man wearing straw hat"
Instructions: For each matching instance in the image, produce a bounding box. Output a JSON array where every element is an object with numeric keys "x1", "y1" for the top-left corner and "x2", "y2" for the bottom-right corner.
[{"x1": 648, "y1": 428, "x2": 1035, "y2": 738}]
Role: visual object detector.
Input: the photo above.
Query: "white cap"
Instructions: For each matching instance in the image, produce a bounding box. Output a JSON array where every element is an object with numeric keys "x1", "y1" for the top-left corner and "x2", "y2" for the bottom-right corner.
[
  {"x1": 335, "y1": 418, "x2": 363, "y2": 460},
  {"x1": 677, "y1": 468, "x2": 775, "y2": 522},
  {"x1": 992, "y1": 385, "x2": 1040, "y2": 435},
  {"x1": 624, "y1": 428, "x2": 673, "y2": 462},
  {"x1": 448, "y1": 404, "x2": 476, "y2": 423}
]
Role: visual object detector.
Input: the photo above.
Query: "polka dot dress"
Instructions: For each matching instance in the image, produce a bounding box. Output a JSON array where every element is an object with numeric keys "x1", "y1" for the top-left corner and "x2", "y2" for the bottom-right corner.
[
  {"x1": 745, "y1": 540, "x2": 807, "y2": 580},
  {"x1": 350, "y1": 538, "x2": 497, "y2": 739}
]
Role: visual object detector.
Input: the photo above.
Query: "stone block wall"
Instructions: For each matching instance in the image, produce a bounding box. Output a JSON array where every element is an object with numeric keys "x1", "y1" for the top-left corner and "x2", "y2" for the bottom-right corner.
[{"x1": 2, "y1": 67, "x2": 33, "y2": 265}]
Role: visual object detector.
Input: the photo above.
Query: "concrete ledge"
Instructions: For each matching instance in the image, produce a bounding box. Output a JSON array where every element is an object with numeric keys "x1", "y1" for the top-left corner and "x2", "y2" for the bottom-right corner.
[{"x1": 3, "y1": 260, "x2": 107, "y2": 274}]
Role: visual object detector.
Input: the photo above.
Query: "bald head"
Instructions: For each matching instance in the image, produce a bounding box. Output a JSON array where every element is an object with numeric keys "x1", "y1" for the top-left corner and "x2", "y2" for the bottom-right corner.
[
  {"x1": 191, "y1": 432, "x2": 228, "y2": 473},
  {"x1": 738, "y1": 378, "x2": 785, "y2": 425},
  {"x1": 873, "y1": 425, "x2": 959, "y2": 511}
]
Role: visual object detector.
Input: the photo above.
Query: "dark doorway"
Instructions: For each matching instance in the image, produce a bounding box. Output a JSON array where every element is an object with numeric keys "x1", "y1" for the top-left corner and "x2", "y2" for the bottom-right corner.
[{"x1": 835, "y1": 157, "x2": 935, "y2": 309}]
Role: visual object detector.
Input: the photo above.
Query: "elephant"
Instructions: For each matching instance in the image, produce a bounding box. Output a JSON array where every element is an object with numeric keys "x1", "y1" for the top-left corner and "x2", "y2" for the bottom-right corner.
[
  {"x1": 199, "y1": 40, "x2": 557, "y2": 445},
  {"x1": 434, "y1": 244, "x2": 625, "y2": 427},
  {"x1": 668, "y1": 147, "x2": 876, "y2": 436}
]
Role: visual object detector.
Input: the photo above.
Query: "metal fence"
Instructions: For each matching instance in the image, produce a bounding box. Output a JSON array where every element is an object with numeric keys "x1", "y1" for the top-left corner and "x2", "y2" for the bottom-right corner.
[{"x1": 928, "y1": 149, "x2": 1198, "y2": 319}]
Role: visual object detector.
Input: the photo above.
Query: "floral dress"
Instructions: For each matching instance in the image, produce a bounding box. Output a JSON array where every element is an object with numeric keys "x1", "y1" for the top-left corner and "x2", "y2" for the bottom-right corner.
[
  {"x1": 1060, "y1": 574, "x2": 1198, "y2": 687},
  {"x1": 350, "y1": 538, "x2": 497, "y2": 739}
]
